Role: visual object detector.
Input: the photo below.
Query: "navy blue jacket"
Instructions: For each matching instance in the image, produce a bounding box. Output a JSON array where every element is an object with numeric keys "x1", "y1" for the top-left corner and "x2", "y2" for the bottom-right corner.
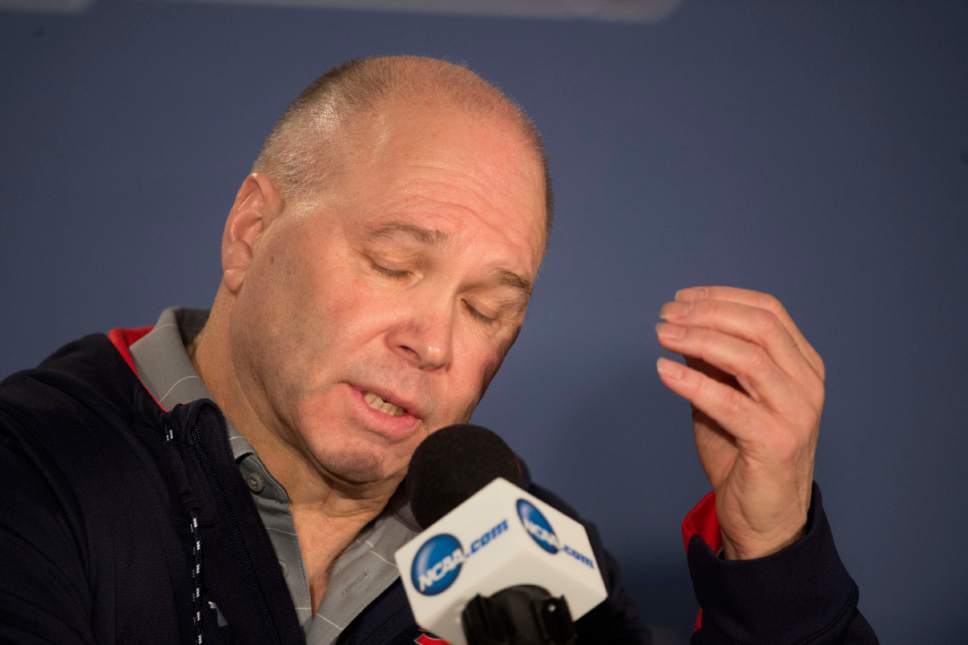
[{"x1": 0, "y1": 333, "x2": 877, "y2": 644}]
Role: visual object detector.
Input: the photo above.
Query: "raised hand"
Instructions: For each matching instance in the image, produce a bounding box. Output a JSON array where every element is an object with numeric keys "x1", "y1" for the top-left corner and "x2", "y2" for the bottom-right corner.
[{"x1": 655, "y1": 286, "x2": 826, "y2": 560}]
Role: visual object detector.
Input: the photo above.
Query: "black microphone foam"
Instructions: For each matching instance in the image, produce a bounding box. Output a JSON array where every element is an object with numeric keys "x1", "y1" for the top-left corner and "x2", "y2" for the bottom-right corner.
[{"x1": 407, "y1": 424, "x2": 526, "y2": 529}]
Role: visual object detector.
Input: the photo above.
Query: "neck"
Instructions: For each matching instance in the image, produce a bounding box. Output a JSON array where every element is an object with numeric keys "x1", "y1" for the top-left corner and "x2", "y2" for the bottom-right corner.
[{"x1": 189, "y1": 289, "x2": 398, "y2": 522}]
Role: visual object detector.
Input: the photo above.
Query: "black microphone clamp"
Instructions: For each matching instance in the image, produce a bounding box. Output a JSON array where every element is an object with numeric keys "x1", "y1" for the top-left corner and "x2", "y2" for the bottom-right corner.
[{"x1": 462, "y1": 585, "x2": 578, "y2": 645}]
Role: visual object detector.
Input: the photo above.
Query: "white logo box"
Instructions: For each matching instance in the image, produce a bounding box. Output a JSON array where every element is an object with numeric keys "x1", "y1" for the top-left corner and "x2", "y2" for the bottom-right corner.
[{"x1": 394, "y1": 477, "x2": 607, "y2": 645}]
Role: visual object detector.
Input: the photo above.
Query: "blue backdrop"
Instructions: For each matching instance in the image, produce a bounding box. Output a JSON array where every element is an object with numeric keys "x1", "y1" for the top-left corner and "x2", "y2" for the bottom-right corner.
[{"x1": 2, "y1": 1, "x2": 966, "y2": 641}]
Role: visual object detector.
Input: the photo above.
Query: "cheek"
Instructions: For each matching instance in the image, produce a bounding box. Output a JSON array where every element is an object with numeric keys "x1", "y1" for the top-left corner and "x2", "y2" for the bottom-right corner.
[
  {"x1": 253, "y1": 256, "x2": 321, "y2": 355},
  {"x1": 258, "y1": 231, "x2": 365, "y2": 344},
  {"x1": 450, "y1": 336, "x2": 505, "y2": 413},
  {"x1": 468, "y1": 326, "x2": 520, "y2": 407},
  {"x1": 477, "y1": 351, "x2": 503, "y2": 400},
  {"x1": 233, "y1": 240, "x2": 349, "y2": 393}
]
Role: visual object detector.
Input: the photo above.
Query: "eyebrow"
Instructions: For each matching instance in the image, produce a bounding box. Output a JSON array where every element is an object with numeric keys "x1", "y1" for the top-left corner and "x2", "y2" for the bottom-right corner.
[
  {"x1": 494, "y1": 269, "x2": 532, "y2": 296},
  {"x1": 364, "y1": 219, "x2": 533, "y2": 296},
  {"x1": 365, "y1": 220, "x2": 446, "y2": 245}
]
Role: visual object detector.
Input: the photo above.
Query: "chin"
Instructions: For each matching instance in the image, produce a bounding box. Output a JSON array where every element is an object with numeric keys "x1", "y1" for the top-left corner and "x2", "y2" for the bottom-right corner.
[{"x1": 313, "y1": 440, "x2": 404, "y2": 486}]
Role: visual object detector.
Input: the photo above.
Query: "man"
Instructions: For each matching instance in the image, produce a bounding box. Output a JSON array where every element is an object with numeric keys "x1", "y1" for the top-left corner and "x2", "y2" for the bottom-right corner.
[{"x1": 0, "y1": 56, "x2": 876, "y2": 644}]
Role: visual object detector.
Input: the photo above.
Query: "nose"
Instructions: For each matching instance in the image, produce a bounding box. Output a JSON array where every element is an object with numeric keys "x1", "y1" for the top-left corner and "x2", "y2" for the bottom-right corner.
[{"x1": 386, "y1": 293, "x2": 455, "y2": 371}]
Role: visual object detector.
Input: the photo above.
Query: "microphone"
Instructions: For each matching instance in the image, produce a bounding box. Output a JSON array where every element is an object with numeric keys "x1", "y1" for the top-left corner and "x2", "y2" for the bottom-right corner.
[{"x1": 395, "y1": 425, "x2": 607, "y2": 645}]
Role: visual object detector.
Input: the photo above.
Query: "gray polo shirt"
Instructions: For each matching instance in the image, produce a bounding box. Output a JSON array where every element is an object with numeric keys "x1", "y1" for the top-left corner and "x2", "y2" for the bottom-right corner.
[{"x1": 130, "y1": 307, "x2": 418, "y2": 644}]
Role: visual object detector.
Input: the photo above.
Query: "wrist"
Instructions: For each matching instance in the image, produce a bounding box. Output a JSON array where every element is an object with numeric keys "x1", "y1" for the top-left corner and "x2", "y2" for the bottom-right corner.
[{"x1": 721, "y1": 525, "x2": 805, "y2": 560}]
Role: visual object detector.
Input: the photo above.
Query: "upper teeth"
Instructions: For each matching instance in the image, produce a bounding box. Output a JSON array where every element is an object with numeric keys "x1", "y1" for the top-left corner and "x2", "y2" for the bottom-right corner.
[{"x1": 363, "y1": 391, "x2": 405, "y2": 417}]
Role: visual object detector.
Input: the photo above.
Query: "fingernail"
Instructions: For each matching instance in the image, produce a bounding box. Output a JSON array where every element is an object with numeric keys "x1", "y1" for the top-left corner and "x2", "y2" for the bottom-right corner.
[
  {"x1": 656, "y1": 322, "x2": 685, "y2": 339},
  {"x1": 660, "y1": 301, "x2": 692, "y2": 320},
  {"x1": 656, "y1": 357, "x2": 683, "y2": 380},
  {"x1": 675, "y1": 287, "x2": 707, "y2": 302}
]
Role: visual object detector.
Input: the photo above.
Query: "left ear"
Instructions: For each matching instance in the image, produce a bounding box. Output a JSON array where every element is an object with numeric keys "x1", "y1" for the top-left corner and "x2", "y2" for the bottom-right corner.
[{"x1": 221, "y1": 172, "x2": 284, "y2": 293}]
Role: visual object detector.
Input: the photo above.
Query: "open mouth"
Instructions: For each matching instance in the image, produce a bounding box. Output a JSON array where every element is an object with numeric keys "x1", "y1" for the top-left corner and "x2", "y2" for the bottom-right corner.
[{"x1": 362, "y1": 390, "x2": 407, "y2": 417}]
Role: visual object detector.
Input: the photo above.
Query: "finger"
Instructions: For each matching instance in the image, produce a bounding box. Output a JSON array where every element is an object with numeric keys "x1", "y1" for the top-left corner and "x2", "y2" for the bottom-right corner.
[
  {"x1": 655, "y1": 356, "x2": 766, "y2": 444},
  {"x1": 660, "y1": 297, "x2": 821, "y2": 395},
  {"x1": 656, "y1": 322, "x2": 802, "y2": 415},
  {"x1": 685, "y1": 356, "x2": 741, "y2": 391},
  {"x1": 674, "y1": 286, "x2": 825, "y2": 382}
]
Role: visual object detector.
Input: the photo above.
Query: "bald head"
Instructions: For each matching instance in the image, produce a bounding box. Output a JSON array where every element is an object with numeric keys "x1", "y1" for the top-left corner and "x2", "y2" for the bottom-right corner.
[{"x1": 252, "y1": 56, "x2": 553, "y2": 234}]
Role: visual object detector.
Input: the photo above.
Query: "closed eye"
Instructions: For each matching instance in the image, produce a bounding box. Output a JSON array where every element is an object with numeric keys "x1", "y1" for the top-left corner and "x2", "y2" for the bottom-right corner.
[
  {"x1": 371, "y1": 261, "x2": 411, "y2": 279},
  {"x1": 463, "y1": 300, "x2": 497, "y2": 325}
]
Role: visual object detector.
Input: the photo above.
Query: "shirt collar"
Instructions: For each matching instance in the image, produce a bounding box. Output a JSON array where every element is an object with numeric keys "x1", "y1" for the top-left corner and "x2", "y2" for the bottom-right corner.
[{"x1": 129, "y1": 306, "x2": 255, "y2": 461}]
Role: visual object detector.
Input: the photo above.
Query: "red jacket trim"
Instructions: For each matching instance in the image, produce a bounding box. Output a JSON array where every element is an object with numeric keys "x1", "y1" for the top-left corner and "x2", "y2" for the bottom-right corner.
[
  {"x1": 681, "y1": 489, "x2": 721, "y2": 631},
  {"x1": 107, "y1": 326, "x2": 163, "y2": 409},
  {"x1": 681, "y1": 489, "x2": 721, "y2": 553},
  {"x1": 415, "y1": 635, "x2": 450, "y2": 645}
]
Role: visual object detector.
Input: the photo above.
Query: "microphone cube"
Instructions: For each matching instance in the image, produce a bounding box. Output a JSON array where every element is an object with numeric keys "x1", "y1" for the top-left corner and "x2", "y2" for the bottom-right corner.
[{"x1": 394, "y1": 477, "x2": 607, "y2": 645}]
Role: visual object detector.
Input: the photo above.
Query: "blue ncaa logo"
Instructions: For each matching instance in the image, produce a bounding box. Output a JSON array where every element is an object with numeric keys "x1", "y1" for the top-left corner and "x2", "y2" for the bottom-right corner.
[
  {"x1": 516, "y1": 499, "x2": 560, "y2": 555},
  {"x1": 411, "y1": 533, "x2": 465, "y2": 596}
]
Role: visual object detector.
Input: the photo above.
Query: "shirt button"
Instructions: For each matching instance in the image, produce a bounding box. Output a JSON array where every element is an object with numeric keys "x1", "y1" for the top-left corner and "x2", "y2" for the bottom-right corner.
[{"x1": 245, "y1": 473, "x2": 265, "y2": 493}]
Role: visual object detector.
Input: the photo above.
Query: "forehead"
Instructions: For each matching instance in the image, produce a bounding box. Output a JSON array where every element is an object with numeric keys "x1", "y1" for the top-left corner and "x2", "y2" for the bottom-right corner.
[{"x1": 339, "y1": 100, "x2": 548, "y2": 269}]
